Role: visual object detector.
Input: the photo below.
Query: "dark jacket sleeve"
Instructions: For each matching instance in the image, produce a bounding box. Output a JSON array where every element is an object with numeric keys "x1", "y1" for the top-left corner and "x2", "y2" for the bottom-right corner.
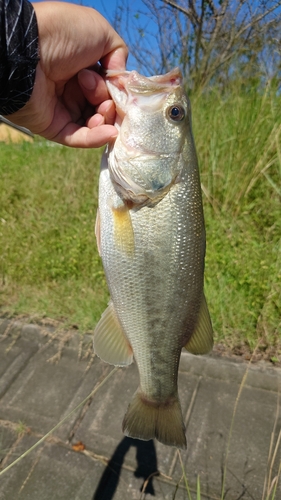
[{"x1": 0, "y1": 0, "x2": 39, "y2": 115}]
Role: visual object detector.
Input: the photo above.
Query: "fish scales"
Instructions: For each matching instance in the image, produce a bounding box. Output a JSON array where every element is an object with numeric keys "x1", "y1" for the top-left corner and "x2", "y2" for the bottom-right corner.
[{"x1": 94, "y1": 68, "x2": 213, "y2": 449}]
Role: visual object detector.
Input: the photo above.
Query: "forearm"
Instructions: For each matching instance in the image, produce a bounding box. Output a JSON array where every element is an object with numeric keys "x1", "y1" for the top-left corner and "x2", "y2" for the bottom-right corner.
[{"x1": 0, "y1": 0, "x2": 39, "y2": 115}]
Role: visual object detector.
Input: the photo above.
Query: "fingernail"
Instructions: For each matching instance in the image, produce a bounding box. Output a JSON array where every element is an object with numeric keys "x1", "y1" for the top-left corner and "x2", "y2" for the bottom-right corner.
[
  {"x1": 95, "y1": 115, "x2": 104, "y2": 126},
  {"x1": 103, "y1": 47, "x2": 128, "y2": 71}
]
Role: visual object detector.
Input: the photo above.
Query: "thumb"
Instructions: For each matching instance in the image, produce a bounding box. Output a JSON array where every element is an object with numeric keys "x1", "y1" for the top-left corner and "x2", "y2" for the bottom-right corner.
[{"x1": 101, "y1": 47, "x2": 128, "y2": 70}]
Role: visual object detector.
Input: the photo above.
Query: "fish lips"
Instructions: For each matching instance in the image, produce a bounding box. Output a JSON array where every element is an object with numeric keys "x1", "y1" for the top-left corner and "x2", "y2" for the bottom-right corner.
[{"x1": 105, "y1": 68, "x2": 183, "y2": 120}]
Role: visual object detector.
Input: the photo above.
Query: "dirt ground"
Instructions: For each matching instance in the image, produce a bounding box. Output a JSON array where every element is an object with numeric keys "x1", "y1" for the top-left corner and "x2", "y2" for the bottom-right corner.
[{"x1": 0, "y1": 123, "x2": 33, "y2": 143}]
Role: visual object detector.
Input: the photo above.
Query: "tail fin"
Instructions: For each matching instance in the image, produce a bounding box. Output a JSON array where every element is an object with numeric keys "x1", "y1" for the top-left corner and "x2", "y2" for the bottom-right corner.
[{"x1": 122, "y1": 390, "x2": 186, "y2": 449}]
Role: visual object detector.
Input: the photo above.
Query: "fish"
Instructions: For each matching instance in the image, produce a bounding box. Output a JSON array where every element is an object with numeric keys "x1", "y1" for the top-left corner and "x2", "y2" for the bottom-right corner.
[{"x1": 93, "y1": 68, "x2": 213, "y2": 449}]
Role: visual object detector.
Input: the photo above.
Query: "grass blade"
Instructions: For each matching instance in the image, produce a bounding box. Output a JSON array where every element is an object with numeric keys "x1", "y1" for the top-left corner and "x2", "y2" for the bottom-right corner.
[
  {"x1": 196, "y1": 475, "x2": 201, "y2": 500},
  {"x1": 178, "y1": 450, "x2": 192, "y2": 500}
]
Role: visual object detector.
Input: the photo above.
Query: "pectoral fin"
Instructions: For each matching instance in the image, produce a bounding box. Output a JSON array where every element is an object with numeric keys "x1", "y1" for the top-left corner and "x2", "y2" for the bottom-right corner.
[
  {"x1": 184, "y1": 294, "x2": 213, "y2": 355},
  {"x1": 93, "y1": 301, "x2": 134, "y2": 366},
  {"x1": 112, "y1": 203, "x2": 135, "y2": 257}
]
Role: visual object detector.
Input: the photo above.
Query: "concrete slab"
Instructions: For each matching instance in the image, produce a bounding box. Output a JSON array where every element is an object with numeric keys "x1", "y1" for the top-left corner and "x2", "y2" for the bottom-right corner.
[
  {"x1": 0, "y1": 434, "x2": 183, "y2": 500},
  {"x1": 0, "y1": 324, "x2": 280, "y2": 499},
  {"x1": 73, "y1": 362, "x2": 201, "y2": 476},
  {"x1": 178, "y1": 379, "x2": 279, "y2": 498},
  {"x1": 0, "y1": 434, "x2": 103, "y2": 500},
  {"x1": 173, "y1": 354, "x2": 281, "y2": 499},
  {"x1": 0, "y1": 337, "x2": 38, "y2": 398},
  {"x1": 0, "y1": 344, "x2": 109, "y2": 440},
  {"x1": 0, "y1": 423, "x2": 18, "y2": 467}
]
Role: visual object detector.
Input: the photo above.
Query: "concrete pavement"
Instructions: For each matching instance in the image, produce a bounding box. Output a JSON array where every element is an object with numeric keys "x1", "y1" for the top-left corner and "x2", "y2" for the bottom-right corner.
[{"x1": 0, "y1": 318, "x2": 280, "y2": 499}]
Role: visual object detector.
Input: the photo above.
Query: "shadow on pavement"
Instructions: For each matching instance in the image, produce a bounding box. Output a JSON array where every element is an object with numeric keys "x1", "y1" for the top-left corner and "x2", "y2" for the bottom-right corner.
[{"x1": 92, "y1": 437, "x2": 159, "y2": 499}]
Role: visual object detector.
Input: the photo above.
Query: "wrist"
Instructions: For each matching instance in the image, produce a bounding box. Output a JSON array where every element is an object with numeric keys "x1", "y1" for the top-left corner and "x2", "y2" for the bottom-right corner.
[{"x1": 0, "y1": 0, "x2": 39, "y2": 115}]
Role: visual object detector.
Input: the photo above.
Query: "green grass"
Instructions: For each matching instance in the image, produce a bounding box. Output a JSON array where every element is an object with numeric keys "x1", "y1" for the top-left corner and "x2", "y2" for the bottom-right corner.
[
  {"x1": 0, "y1": 82, "x2": 280, "y2": 355},
  {"x1": 0, "y1": 141, "x2": 108, "y2": 331},
  {"x1": 193, "y1": 83, "x2": 281, "y2": 355}
]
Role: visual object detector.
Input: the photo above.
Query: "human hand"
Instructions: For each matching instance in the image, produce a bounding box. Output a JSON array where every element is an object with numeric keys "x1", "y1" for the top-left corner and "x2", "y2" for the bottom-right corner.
[{"x1": 5, "y1": 2, "x2": 128, "y2": 147}]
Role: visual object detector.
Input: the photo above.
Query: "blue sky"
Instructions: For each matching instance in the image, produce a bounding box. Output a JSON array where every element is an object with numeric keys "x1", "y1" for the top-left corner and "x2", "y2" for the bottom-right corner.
[
  {"x1": 53, "y1": 0, "x2": 137, "y2": 21},
  {"x1": 32, "y1": 0, "x2": 136, "y2": 27},
  {"x1": 33, "y1": 0, "x2": 135, "y2": 19},
  {"x1": 33, "y1": 0, "x2": 281, "y2": 81}
]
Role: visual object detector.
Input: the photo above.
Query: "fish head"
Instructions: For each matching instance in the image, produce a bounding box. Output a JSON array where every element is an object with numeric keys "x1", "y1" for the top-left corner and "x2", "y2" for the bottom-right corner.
[{"x1": 105, "y1": 68, "x2": 193, "y2": 206}]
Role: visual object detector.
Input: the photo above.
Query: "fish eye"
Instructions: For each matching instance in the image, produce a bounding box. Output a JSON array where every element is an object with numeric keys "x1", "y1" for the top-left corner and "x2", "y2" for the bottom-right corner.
[{"x1": 167, "y1": 105, "x2": 185, "y2": 122}]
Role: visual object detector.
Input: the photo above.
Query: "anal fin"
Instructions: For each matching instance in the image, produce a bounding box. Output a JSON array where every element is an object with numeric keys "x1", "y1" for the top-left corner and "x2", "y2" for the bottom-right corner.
[
  {"x1": 93, "y1": 301, "x2": 133, "y2": 366},
  {"x1": 184, "y1": 293, "x2": 213, "y2": 355}
]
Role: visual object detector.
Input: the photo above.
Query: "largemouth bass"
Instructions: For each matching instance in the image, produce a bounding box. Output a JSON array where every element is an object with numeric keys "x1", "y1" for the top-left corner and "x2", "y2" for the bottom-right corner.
[{"x1": 94, "y1": 68, "x2": 213, "y2": 449}]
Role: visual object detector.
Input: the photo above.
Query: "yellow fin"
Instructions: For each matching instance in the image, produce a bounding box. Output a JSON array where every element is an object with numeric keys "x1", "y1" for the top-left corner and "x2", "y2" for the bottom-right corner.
[
  {"x1": 184, "y1": 293, "x2": 213, "y2": 355},
  {"x1": 95, "y1": 209, "x2": 101, "y2": 256},
  {"x1": 112, "y1": 203, "x2": 135, "y2": 256},
  {"x1": 93, "y1": 301, "x2": 133, "y2": 366},
  {"x1": 122, "y1": 390, "x2": 186, "y2": 449}
]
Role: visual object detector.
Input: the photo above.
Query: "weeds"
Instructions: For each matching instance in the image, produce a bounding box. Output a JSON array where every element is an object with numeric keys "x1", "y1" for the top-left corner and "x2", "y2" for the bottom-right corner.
[
  {"x1": 193, "y1": 81, "x2": 281, "y2": 354},
  {"x1": 15, "y1": 421, "x2": 29, "y2": 438}
]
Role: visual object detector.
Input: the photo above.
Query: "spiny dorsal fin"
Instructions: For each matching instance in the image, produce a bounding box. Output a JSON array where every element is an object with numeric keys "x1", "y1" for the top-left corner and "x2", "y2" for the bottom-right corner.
[
  {"x1": 93, "y1": 301, "x2": 133, "y2": 366},
  {"x1": 184, "y1": 293, "x2": 213, "y2": 355}
]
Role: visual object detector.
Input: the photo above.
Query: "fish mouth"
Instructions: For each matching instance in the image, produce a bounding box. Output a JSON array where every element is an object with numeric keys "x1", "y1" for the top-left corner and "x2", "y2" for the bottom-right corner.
[
  {"x1": 105, "y1": 67, "x2": 182, "y2": 88},
  {"x1": 105, "y1": 67, "x2": 183, "y2": 118},
  {"x1": 105, "y1": 68, "x2": 183, "y2": 207}
]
